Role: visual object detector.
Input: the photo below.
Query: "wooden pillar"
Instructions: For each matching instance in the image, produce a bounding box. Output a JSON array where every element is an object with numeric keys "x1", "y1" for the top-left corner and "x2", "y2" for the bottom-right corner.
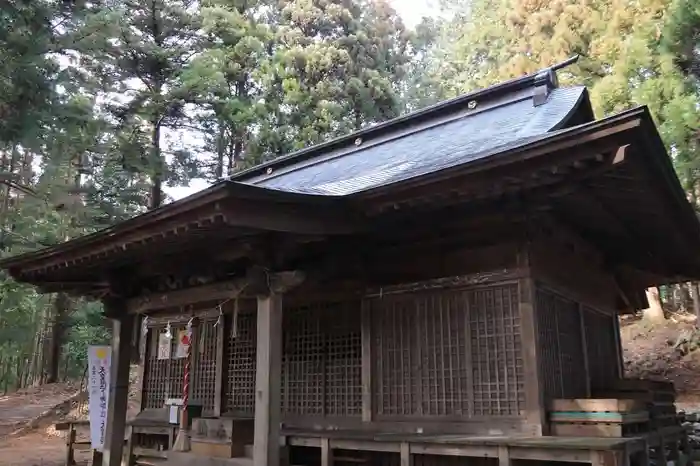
[
  {"x1": 361, "y1": 300, "x2": 372, "y2": 422},
  {"x1": 65, "y1": 425, "x2": 76, "y2": 466},
  {"x1": 579, "y1": 304, "x2": 592, "y2": 396},
  {"x1": 400, "y1": 442, "x2": 412, "y2": 466},
  {"x1": 519, "y1": 276, "x2": 547, "y2": 436},
  {"x1": 214, "y1": 317, "x2": 225, "y2": 417},
  {"x1": 498, "y1": 446, "x2": 511, "y2": 466},
  {"x1": 612, "y1": 315, "x2": 624, "y2": 379},
  {"x1": 321, "y1": 438, "x2": 331, "y2": 466},
  {"x1": 102, "y1": 300, "x2": 133, "y2": 466},
  {"x1": 254, "y1": 293, "x2": 283, "y2": 466}
]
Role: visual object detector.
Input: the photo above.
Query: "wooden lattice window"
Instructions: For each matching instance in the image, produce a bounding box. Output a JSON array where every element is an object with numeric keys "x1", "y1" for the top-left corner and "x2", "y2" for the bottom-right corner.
[
  {"x1": 142, "y1": 322, "x2": 187, "y2": 409},
  {"x1": 192, "y1": 318, "x2": 218, "y2": 415},
  {"x1": 372, "y1": 285, "x2": 524, "y2": 418},
  {"x1": 469, "y1": 285, "x2": 524, "y2": 416},
  {"x1": 536, "y1": 288, "x2": 587, "y2": 402},
  {"x1": 143, "y1": 327, "x2": 167, "y2": 409},
  {"x1": 584, "y1": 307, "x2": 619, "y2": 390},
  {"x1": 225, "y1": 299, "x2": 362, "y2": 417},
  {"x1": 282, "y1": 300, "x2": 362, "y2": 417},
  {"x1": 226, "y1": 310, "x2": 257, "y2": 416}
]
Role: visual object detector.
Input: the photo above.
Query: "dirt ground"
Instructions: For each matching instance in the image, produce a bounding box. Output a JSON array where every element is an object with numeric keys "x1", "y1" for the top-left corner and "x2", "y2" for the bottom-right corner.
[
  {"x1": 0, "y1": 426, "x2": 91, "y2": 466},
  {"x1": 0, "y1": 382, "x2": 84, "y2": 466},
  {"x1": 3, "y1": 316, "x2": 700, "y2": 465}
]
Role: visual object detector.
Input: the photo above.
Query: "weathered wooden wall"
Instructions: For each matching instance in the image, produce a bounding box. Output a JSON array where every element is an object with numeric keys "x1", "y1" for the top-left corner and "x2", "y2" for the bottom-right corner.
[
  {"x1": 221, "y1": 278, "x2": 527, "y2": 434},
  {"x1": 135, "y1": 212, "x2": 626, "y2": 437},
  {"x1": 526, "y1": 215, "x2": 623, "y2": 417},
  {"x1": 137, "y1": 273, "x2": 533, "y2": 435}
]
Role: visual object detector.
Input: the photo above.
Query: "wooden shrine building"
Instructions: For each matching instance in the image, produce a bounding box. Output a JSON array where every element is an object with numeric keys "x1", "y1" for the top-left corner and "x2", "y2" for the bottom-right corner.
[{"x1": 2, "y1": 59, "x2": 700, "y2": 466}]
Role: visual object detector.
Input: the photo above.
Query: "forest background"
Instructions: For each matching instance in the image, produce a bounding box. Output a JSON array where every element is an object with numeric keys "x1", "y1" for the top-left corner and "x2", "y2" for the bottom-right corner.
[{"x1": 0, "y1": 0, "x2": 698, "y2": 391}]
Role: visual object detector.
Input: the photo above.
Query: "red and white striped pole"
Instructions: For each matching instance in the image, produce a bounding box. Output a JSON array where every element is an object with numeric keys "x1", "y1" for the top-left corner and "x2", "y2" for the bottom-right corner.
[
  {"x1": 173, "y1": 318, "x2": 194, "y2": 451},
  {"x1": 182, "y1": 325, "x2": 191, "y2": 422}
]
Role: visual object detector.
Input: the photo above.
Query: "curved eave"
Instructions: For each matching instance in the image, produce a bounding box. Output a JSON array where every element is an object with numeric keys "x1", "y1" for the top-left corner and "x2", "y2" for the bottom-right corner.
[
  {"x1": 343, "y1": 105, "x2": 700, "y2": 284},
  {"x1": 0, "y1": 182, "x2": 362, "y2": 282},
  {"x1": 4, "y1": 103, "x2": 700, "y2": 296}
]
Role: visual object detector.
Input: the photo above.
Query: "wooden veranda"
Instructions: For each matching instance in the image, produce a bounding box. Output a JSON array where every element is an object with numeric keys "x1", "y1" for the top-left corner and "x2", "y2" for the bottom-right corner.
[{"x1": 1, "y1": 59, "x2": 699, "y2": 466}]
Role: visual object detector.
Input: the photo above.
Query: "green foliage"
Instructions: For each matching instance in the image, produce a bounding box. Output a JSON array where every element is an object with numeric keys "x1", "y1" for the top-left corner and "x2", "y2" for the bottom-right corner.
[
  {"x1": 431, "y1": 0, "x2": 700, "y2": 193},
  {"x1": 0, "y1": 0, "x2": 430, "y2": 391}
]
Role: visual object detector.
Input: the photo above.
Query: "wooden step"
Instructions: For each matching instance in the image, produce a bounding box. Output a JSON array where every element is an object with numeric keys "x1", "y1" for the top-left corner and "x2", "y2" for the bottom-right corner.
[{"x1": 190, "y1": 437, "x2": 247, "y2": 458}]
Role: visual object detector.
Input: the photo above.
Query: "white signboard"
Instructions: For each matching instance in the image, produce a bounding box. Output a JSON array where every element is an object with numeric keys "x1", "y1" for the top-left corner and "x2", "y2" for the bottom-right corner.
[
  {"x1": 157, "y1": 333, "x2": 171, "y2": 360},
  {"x1": 174, "y1": 329, "x2": 191, "y2": 359},
  {"x1": 87, "y1": 346, "x2": 111, "y2": 451}
]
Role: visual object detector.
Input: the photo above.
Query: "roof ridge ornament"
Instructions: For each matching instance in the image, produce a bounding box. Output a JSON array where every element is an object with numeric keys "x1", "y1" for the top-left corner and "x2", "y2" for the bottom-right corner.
[{"x1": 532, "y1": 55, "x2": 579, "y2": 107}]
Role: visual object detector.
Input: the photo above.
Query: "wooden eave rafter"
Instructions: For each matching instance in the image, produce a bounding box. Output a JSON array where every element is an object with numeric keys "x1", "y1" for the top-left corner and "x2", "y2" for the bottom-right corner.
[
  {"x1": 124, "y1": 270, "x2": 305, "y2": 315},
  {"x1": 1, "y1": 182, "x2": 367, "y2": 282},
  {"x1": 5, "y1": 103, "x2": 700, "y2": 297},
  {"x1": 353, "y1": 106, "x2": 700, "y2": 284},
  {"x1": 354, "y1": 108, "x2": 646, "y2": 213}
]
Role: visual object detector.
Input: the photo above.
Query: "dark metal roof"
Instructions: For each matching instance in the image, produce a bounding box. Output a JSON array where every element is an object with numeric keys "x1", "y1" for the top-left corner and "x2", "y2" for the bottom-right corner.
[
  {"x1": 231, "y1": 57, "x2": 588, "y2": 185},
  {"x1": 240, "y1": 86, "x2": 589, "y2": 195}
]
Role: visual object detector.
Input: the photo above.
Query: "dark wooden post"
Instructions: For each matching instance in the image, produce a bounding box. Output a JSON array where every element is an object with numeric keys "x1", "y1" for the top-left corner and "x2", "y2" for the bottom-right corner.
[
  {"x1": 518, "y1": 244, "x2": 546, "y2": 436},
  {"x1": 102, "y1": 299, "x2": 134, "y2": 466},
  {"x1": 253, "y1": 292, "x2": 283, "y2": 466},
  {"x1": 361, "y1": 300, "x2": 372, "y2": 422},
  {"x1": 252, "y1": 271, "x2": 304, "y2": 466},
  {"x1": 612, "y1": 314, "x2": 624, "y2": 379},
  {"x1": 519, "y1": 276, "x2": 546, "y2": 435}
]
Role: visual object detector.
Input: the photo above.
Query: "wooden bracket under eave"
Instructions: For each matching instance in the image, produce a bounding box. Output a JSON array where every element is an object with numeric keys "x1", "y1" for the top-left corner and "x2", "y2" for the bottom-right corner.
[{"x1": 125, "y1": 269, "x2": 306, "y2": 314}]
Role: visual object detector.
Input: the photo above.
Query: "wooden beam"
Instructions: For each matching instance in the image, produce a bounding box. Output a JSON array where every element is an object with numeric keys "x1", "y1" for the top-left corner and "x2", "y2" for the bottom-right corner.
[
  {"x1": 102, "y1": 300, "x2": 133, "y2": 466},
  {"x1": 128, "y1": 271, "x2": 305, "y2": 314},
  {"x1": 127, "y1": 278, "x2": 248, "y2": 314},
  {"x1": 223, "y1": 197, "x2": 366, "y2": 235},
  {"x1": 253, "y1": 293, "x2": 283, "y2": 466}
]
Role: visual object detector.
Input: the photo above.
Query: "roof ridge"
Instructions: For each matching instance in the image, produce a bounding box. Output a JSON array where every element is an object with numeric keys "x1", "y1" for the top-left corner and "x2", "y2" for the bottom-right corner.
[{"x1": 230, "y1": 56, "x2": 580, "y2": 183}]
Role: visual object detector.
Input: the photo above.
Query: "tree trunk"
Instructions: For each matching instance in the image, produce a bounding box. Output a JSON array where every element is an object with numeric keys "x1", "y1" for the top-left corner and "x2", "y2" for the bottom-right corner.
[
  {"x1": 46, "y1": 293, "x2": 71, "y2": 383},
  {"x1": 0, "y1": 145, "x2": 18, "y2": 250},
  {"x1": 62, "y1": 353, "x2": 70, "y2": 382},
  {"x1": 692, "y1": 282, "x2": 700, "y2": 326},
  {"x1": 35, "y1": 298, "x2": 52, "y2": 386},
  {"x1": 215, "y1": 121, "x2": 225, "y2": 180},
  {"x1": 3, "y1": 357, "x2": 11, "y2": 394},
  {"x1": 22, "y1": 358, "x2": 30, "y2": 388},
  {"x1": 150, "y1": 120, "x2": 162, "y2": 210},
  {"x1": 643, "y1": 287, "x2": 666, "y2": 322},
  {"x1": 668, "y1": 285, "x2": 678, "y2": 313},
  {"x1": 15, "y1": 356, "x2": 23, "y2": 391}
]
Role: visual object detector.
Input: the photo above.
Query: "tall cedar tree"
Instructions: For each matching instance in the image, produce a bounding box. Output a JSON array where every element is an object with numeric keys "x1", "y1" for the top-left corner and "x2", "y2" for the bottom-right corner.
[
  {"x1": 252, "y1": 0, "x2": 415, "y2": 162},
  {"x1": 182, "y1": 0, "x2": 272, "y2": 179},
  {"x1": 87, "y1": 0, "x2": 202, "y2": 209}
]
